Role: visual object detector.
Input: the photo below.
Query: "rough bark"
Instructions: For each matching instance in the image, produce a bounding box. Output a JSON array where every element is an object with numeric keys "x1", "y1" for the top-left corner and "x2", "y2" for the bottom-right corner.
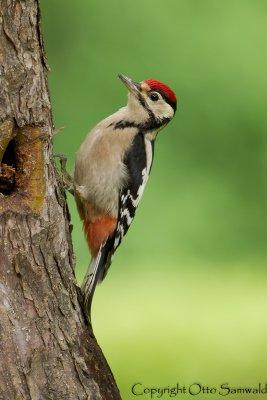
[{"x1": 0, "y1": 1, "x2": 121, "y2": 399}]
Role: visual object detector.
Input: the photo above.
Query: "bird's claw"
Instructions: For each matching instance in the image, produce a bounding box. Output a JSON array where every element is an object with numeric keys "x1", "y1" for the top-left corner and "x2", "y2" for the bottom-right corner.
[{"x1": 54, "y1": 153, "x2": 75, "y2": 195}]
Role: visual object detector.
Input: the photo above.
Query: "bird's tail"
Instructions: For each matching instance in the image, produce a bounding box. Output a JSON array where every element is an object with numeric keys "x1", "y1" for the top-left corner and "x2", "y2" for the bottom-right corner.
[{"x1": 81, "y1": 241, "x2": 112, "y2": 321}]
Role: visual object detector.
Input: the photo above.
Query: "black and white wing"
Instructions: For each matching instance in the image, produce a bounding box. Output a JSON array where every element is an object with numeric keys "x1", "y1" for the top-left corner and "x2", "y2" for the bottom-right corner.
[
  {"x1": 94, "y1": 132, "x2": 154, "y2": 286},
  {"x1": 114, "y1": 132, "x2": 154, "y2": 250}
]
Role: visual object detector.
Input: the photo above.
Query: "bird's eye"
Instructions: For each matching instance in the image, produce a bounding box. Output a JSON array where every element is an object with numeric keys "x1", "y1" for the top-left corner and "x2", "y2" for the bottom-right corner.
[{"x1": 149, "y1": 91, "x2": 160, "y2": 101}]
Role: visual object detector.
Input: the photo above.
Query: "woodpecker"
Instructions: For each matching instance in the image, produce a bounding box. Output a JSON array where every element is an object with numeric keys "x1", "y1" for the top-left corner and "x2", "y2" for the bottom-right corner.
[{"x1": 74, "y1": 74, "x2": 177, "y2": 319}]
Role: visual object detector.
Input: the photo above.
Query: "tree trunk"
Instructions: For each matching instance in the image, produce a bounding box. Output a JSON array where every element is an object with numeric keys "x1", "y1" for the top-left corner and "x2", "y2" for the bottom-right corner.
[{"x1": 0, "y1": 1, "x2": 121, "y2": 399}]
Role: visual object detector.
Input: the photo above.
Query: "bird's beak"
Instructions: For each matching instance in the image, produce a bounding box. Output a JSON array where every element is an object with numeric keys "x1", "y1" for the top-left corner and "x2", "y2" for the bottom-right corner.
[{"x1": 118, "y1": 74, "x2": 141, "y2": 98}]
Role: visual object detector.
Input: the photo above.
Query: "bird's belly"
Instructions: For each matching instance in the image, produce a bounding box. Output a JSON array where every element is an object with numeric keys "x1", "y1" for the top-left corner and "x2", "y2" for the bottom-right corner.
[
  {"x1": 77, "y1": 159, "x2": 127, "y2": 218},
  {"x1": 74, "y1": 127, "x2": 136, "y2": 217}
]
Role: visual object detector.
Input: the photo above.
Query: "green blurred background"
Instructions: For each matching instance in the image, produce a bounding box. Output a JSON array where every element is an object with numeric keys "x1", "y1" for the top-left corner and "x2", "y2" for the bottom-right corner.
[{"x1": 42, "y1": 1, "x2": 267, "y2": 398}]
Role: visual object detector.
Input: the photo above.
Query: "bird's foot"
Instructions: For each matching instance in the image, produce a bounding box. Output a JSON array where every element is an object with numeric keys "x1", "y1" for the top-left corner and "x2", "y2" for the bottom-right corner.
[{"x1": 54, "y1": 153, "x2": 75, "y2": 195}]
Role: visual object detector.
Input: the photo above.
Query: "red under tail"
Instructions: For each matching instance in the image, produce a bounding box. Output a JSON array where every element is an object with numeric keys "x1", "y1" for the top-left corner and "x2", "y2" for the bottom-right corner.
[{"x1": 83, "y1": 216, "x2": 117, "y2": 257}]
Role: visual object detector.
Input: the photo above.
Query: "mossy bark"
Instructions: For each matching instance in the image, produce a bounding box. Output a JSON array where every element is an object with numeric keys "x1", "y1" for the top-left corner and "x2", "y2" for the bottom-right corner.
[{"x1": 0, "y1": 1, "x2": 121, "y2": 399}]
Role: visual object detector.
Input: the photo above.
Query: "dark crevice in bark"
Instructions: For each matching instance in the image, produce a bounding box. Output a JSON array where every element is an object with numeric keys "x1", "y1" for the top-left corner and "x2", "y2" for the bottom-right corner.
[
  {"x1": 0, "y1": 159, "x2": 16, "y2": 195},
  {"x1": 2, "y1": 139, "x2": 16, "y2": 171}
]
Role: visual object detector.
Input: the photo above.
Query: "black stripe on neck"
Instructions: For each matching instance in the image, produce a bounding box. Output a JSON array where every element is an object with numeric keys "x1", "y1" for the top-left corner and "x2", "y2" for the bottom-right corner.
[
  {"x1": 112, "y1": 120, "x2": 137, "y2": 129},
  {"x1": 112, "y1": 117, "x2": 170, "y2": 131}
]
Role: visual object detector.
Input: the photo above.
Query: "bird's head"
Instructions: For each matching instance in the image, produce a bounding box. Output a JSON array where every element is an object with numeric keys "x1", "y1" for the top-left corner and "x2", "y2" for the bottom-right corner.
[{"x1": 118, "y1": 74, "x2": 177, "y2": 129}]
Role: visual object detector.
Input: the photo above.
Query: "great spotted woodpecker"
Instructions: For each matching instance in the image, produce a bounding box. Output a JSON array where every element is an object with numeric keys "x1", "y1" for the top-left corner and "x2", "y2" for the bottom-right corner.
[{"x1": 74, "y1": 74, "x2": 177, "y2": 319}]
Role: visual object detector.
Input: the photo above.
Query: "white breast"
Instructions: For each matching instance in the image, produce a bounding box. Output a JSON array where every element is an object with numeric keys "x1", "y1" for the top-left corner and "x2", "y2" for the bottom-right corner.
[{"x1": 74, "y1": 121, "x2": 137, "y2": 217}]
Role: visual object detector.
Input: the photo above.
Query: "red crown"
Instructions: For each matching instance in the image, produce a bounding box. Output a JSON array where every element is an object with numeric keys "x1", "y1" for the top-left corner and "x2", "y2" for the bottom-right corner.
[{"x1": 144, "y1": 79, "x2": 177, "y2": 104}]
